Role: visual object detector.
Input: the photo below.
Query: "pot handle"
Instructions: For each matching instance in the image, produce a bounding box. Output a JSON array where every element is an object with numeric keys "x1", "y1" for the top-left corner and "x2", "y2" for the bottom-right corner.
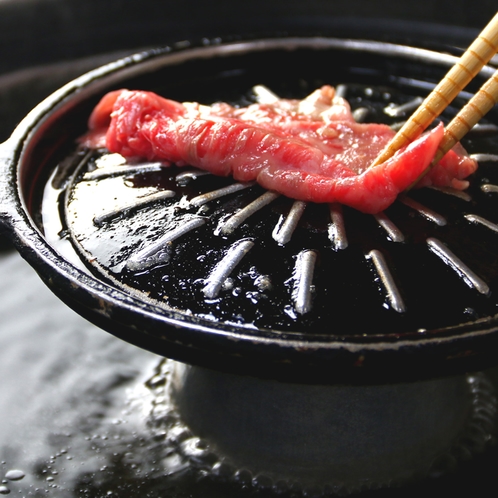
[{"x1": 0, "y1": 137, "x2": 19, "y2": 233}]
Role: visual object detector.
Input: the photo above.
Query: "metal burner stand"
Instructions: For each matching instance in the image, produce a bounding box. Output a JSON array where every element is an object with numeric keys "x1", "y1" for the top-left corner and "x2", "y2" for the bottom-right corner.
[{"x1": 143, "y1": 361, "x2": 497, "y2": 494}]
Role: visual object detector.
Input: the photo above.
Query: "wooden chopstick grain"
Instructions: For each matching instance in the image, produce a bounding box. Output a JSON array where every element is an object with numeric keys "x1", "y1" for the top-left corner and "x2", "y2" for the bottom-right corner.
[
  {"x1": 370, "y1": 11, "x2": 498, "y2": 168},
  {"x1": 433, "y1": 67, "x2": 498, "y2": 163}
]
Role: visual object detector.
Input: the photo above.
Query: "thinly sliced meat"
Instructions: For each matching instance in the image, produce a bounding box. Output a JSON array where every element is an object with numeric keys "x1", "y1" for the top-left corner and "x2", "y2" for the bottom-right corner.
[
  {"x1": 81, "y1": 88, "x2": 478, "y2": 213},
  {"x1": 257, "y1": 125, "x2": 445, "y2": 212}
]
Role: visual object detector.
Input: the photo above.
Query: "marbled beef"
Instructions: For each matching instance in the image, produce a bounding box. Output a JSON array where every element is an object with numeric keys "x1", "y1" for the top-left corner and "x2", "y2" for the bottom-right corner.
[{"x1": 81, "y1": 86, "x2": 477, "y2": 213}]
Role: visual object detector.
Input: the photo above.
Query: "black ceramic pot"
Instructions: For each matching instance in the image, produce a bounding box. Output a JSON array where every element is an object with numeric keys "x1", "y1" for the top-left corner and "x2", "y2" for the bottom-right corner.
[{"x1": 1, "y1": 36, "x2": 498, "y2": 385}]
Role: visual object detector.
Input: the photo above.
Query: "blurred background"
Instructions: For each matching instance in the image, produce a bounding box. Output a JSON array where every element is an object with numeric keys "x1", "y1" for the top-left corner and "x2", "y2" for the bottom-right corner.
[
  {"x1": 1, "y1": 2, "x2": 498, "y2": 496},
  {"x1": 1, "y1": 0, "x2": 497, "y2": 142}
]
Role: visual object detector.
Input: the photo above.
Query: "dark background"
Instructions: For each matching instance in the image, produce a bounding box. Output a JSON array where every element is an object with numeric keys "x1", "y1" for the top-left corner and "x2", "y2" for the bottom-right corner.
[
  {"x1": 0, "y1": 0, "x2": 496, "y2": 73},
  {"x1": 0, "y1": 0, "x2": 497, "y2": 142}
]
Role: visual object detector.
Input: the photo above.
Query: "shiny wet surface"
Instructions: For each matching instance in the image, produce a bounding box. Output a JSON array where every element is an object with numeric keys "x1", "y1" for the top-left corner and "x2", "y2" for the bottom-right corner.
[
  {"x1": 35, "y1": 49, "x2": 498, "y2": 341},
  {"x1": 1, "y1": 250, "x2": 498, "y2": 497},
  {"x1": 4, "y1": 29, "x2": 498, "y2": 497}
]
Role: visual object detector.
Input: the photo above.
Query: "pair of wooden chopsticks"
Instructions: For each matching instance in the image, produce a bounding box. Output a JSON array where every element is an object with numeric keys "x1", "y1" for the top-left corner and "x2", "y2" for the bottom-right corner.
[{"x1": 370, "y1": 11, "x2": 498, "y2": 177}]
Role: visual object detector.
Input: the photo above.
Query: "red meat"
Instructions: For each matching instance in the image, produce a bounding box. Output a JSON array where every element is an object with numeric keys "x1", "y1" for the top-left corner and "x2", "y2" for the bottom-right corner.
[{"x1": 81, "y1": 87, "x2": 477, "y2": 214}]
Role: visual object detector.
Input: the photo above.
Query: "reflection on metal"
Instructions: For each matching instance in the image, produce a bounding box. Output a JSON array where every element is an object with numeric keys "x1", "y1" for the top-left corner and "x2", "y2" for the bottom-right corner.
[
  {"x1": 203, "y1": 239, "x2": 254, "y2": 299},
  {"x1": 374, "y1": 212, "x2": 405, "y2": 242},
  {"x1": 335, "y1": 84, "x2": 348, "y2": 98},
  {"x1": 481, "y1": 183, "x2": 498, "y2": 194},
  {"x1": 93, "y1": 190, "x2": 176, "y2": 226},
  {"x1": 384, "y1": 97, "x2": 423, "y2": 117},
  {"x1": 471, "y1": 153, "x2": 498, "y2": 162},
  {"x1": 126, "y1": 217, "x2": 206, "y2": 271},
  {"x1": 273, "y1": 200, "x2": 307, "y2": 245},
  {"x1": 426, "y1": 185, "x2": 472, "y2": 202},
  {"x1": 427, "y1": 237, "x2": 489, "y2": 295},
  {"x1": 352, "y1": 107, "x2": 369, "y2": 122},
  {"x1": 190, "y1": 182, "x2": 254, "y2": 207},
  {"x1": 328, "y1": 203, "x2": 348, "y2": 250},
  {"x1": 390, "y1": 121, "x2": 406, "y2": 131},
  {"x1": 175, "y1": 169, "x2": 211, "y2": 183},
  {"x1": 367, "y1": 249, "x2": 406, "y2": 313},
  {"x1": 85, "y1": 161, "x2": 164, "y2": 181},
  {"x1": 468, "y1": 123, "x2": 498, "y2": 135},
  {"x1": 292, "y1": 250, "x2": 317, "y2": 315},
  {"x1": 428, "y1": 185, "x2": 472, "y2": 201},
  {"x1": 400, "y1": 196, "x2": 447, "y2": 226},
  {"x1": 465, "y1": 214, "x2": 498, "y2": 234},
  {"x1": 218, "y1": 191, "x2": 280, "y2": 235},
  {"x1": 253, "y1": 84, "x2": 279, "y2": 103}
]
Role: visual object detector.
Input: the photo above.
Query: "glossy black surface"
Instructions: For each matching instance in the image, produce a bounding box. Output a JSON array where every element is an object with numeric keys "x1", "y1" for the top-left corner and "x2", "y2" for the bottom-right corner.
[
  {"x1": 58, "y1": 83, "x2": 498, "y2": 338},
  {"x1": 2, "y1": 38, "x2": 498, "y2": 383},
  {"x1": 1, "y1": 2, "x2": 498, "y2": 496},
  {"x1": 1, "y1": 248, "x2": 498, "y2": 496}
]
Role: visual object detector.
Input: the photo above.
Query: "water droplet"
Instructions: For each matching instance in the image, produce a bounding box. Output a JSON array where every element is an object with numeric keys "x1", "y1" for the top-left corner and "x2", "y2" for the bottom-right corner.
[
  {"x1": 211, "y1": 461, "x2": 234, "y2": 478},
  {"x1": 234, "y1": 468, "x2": 252, "y2": 484},
  {"x1": 273, "y1": 479, "x2": 290, "y2": 493},
  {"x1": 222, "y1": 278, "x2": 234, "y2": 291},
  {"x1": 4, "y1": 470, "x2": 24, "y2": 481},
  {"x1": 303, "y1": 484, "x2": 323, "y2": 497},
  {"x1": 179, "y1": 437, "x2": 210, "y2": 462},
  {"x1": 255, "y1": 275, "x2": 272, "y2": 291}
]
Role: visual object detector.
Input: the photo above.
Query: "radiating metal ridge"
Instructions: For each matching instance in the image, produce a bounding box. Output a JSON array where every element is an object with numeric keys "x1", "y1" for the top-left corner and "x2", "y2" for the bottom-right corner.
[
  {"x1": 189, "y1": 182, "x2": 254, "y2": 207},
  {"x1": 218, "y1": 191, "x2": 280, "y2": 235},
  {"x1": 390, "y1": 121, "x2": 406, "y2": 131},
  {"x1": 252, "y1": 84, "x2": 279, "y2": 103},
  {"x1": 93, "y1": 190, "x2": 176, "y2": 226},
  {"x1": 292, "y1": 250, "x2": 317, "y2": 315},
  {"x1": 175, "y1": 169, "x2": 211, "y2": 183},
  {"x1": 470, "y1": 153, "x2": 498, "y2": 162},
  {"x1": 366, "y1": 249, "x2": 406, "y2": 313},
  {"x1": 126, "y1": 217, "x2": 207, "y2": 271},
  {"x1": 400, "y1": 197, "x2": 447, "y2": 226},
  {"x1": 468, "y1": 123, "x2": 498, "y2": 135},
  {"x1": 85, "y1": 162, "x2": 165, "y2": 181},
  {"x1": 203, "y1": 239, "x2": 254, "y2": 299},
  {"x1": 374, "y1": 212, "x2": 405, "y2": 242},
  {"x1": 272, "y1": 200, "x2": 307, "y2": 245},
  {"x1": 465, "y1": 214, "x2": 498, "y2": 234},
  {"x1": 335, "y1": 84, "x2": 348, "y2": 98},
  {"x1": 384, "y1": 97, "x2": 423, "y2": 118},
  {"x1": 481, "y1": 184, "x2": 498, "y2": 193},
  {"x1": 352, "y1": 107, "x2": 369, "y2": 123},
  {"x1": 328, "y1": 203, "x2": 348, "y2": 250},
  {"x1": 427, "y1": 237, "x2": 489, "y2": 295},
  {"x1": 428, "y1": 186, "x2": 472, "y2": 201}
]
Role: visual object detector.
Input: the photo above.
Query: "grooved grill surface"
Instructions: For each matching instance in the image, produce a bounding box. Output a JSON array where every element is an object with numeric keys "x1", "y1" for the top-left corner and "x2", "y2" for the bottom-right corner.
[{"x1": 45, "y1": 76, "x2": 498, "y2": 339}]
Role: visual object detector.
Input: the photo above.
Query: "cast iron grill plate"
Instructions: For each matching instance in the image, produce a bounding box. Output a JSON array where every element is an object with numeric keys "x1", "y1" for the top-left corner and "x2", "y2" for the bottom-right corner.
[
  {"x1": 15, "y1": 37, "x2": 498, "y2": 381},
  {"x1": 47, "y1": 78, "x2": 498, "y2": 339}
]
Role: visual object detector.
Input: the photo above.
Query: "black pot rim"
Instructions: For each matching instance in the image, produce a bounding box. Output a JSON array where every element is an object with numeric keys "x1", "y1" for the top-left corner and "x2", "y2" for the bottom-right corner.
[{"x1": 2, "y1": 35, "x2": 498, "y2": 384}]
